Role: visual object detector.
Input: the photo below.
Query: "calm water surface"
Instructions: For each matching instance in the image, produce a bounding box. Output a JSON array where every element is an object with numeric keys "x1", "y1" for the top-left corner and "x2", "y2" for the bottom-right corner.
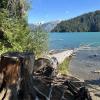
[{"x1": 49, "y1": 32, "x2": 100, "y2": 50}]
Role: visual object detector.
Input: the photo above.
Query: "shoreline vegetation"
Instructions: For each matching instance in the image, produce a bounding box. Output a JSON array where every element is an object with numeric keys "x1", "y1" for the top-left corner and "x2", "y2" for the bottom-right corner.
[{"x1": 58, "y1": 55, "x2": 72, "y2": 75}]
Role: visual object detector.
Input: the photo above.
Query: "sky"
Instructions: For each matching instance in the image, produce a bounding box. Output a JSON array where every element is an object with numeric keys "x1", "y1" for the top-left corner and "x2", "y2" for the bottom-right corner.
[{"x1": 28, "y1": 0, "x2": 100, "y2": 24}]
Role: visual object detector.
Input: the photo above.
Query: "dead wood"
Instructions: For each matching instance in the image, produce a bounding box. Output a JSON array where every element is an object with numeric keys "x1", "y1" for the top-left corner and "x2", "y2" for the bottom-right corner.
[
  {"x1": 0, "y1": 52, "x2": 36, "y2": 100},
  {"x1": 0, "y1": 52, "x2": 92, "y2": 100}
]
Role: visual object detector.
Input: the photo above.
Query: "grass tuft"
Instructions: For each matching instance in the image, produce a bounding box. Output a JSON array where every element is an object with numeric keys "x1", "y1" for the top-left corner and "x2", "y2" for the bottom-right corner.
[{"x1": 58, "y1": 56, "x2": 72, "y2": 75}]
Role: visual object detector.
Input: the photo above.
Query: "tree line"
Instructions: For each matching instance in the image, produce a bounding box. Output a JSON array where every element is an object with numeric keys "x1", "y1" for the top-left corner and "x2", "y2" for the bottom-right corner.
[{"x1": 52, "y1": 10, "x2": 100, "y2": 32}]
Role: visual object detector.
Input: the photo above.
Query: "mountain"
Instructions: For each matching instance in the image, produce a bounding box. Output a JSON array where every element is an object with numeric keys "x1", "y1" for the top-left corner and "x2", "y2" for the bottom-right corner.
[
  {"x1": 29, "y1": 20, "x2": 60, "y2": 32},
  {"x1": 52, "y1": 10, "x2": 100, "y2": 32},
  {"x1": 40, "y1": 21, "x2": 60, "y2": 32},
  {"x1": 29, "y1": 24, "x2": 38, "y2": 31}
]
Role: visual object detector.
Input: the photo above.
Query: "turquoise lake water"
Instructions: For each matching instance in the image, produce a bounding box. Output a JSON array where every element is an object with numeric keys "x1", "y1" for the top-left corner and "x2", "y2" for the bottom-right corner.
[{"x1": 49, "y1": 32, "x2": 100, "y2": 50}]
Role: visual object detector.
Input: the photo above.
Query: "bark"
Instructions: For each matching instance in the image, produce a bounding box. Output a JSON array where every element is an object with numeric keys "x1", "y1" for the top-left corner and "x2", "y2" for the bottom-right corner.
[{"x1": 0, "y1": 52, "x2": 36, "y2": 100}]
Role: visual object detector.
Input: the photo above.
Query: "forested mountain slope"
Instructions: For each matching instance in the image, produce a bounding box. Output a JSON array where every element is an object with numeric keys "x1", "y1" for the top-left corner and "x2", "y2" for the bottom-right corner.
[{"x1": 52, "y1": 10, "x2": 100, "y2": 32}]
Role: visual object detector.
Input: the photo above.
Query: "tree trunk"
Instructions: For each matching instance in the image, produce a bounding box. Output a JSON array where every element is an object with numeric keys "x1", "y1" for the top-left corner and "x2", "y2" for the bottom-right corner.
[{"x1": 0, "y1": 52, "x2": 36, "y2": 100}]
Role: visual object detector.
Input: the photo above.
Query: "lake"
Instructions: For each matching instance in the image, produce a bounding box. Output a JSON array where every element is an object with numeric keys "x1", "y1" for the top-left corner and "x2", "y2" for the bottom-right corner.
[
  {"x1": 49, "y1": 32, "x2": 100, "y2": 81},
  {"x1": 49, "y1": 32, "x2": 100, "y2": 50}
]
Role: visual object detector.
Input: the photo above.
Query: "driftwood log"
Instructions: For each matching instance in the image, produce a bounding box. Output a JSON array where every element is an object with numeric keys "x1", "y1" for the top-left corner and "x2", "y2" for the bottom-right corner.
[
  {"x1": 0, "y1": 52, "x2": 92, "y2": 100},
  {"x1": 33, "y1": 57, "x2": 58, "y2": 77}
]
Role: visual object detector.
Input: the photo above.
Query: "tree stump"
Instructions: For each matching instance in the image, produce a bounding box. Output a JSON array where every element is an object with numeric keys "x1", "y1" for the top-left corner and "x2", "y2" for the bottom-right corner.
[{"x1": 0, "y1": 52, "x2": 36, "y2": 100}]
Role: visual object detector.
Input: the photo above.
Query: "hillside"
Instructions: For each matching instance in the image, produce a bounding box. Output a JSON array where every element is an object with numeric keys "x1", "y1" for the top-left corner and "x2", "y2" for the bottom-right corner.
[
  {"x1": 52, "y1": 10, "x2": 100, "y2": 32},
  {"x1": 29, "y1": 21, "x2": 60, "y2": 32},
  {"x1": 40, "y1": 21, "x2": 60, "y2": 32}
]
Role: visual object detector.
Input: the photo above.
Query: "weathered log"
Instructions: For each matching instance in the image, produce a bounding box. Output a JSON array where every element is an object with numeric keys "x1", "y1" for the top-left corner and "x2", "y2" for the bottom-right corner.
[
  {"x1": 0, "y1": 52, "x2": 36, "y2": 100},
  {"x1": 33, "y1": 57, "x2": 58, "y2": 77},
  {"x1": 48, "y1": 50, "x2": 73, "y2": 64}
]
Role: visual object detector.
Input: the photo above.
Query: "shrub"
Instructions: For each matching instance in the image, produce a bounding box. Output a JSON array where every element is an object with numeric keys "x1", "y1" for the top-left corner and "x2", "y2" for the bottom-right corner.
[
  {"x1": 58, "y1": 56, "x2": 72, "y2": 75},
  {"x1": 0, "y1": 10, "x2": 48, "y2": 55}
]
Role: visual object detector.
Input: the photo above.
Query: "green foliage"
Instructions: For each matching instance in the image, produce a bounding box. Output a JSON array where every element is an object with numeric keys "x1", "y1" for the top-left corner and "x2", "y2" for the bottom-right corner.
[
  {"x1": 0, "y1": 0, "x2": 8, "y2": 9},
  {"x1": 58, "y1": 56, "x2": 72, "y2": 75},
  {"x1": 28, "y1": 27, "x2": 48, "y2": 56},
  {"x1": 0, "y1": 9, "x2": 48, "y2": 55},
  {"x1": 52, "y1": 10, "x2": 100, "y2": 32},
  {"x1": 0, "y1": 0, "x2": 30, "y2": 18},
  {"x1": 0, "y1": 0, "x2": 48, "y2": 55},
  {"x1": 0, "y1": 10, "x2": 28, "y2": 54}
]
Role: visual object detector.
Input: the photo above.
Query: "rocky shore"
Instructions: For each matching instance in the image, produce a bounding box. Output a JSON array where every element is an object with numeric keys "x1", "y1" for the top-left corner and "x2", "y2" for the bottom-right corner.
[{"x1": 69, "y1": 49, "x2": 100, "y2": 100}]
